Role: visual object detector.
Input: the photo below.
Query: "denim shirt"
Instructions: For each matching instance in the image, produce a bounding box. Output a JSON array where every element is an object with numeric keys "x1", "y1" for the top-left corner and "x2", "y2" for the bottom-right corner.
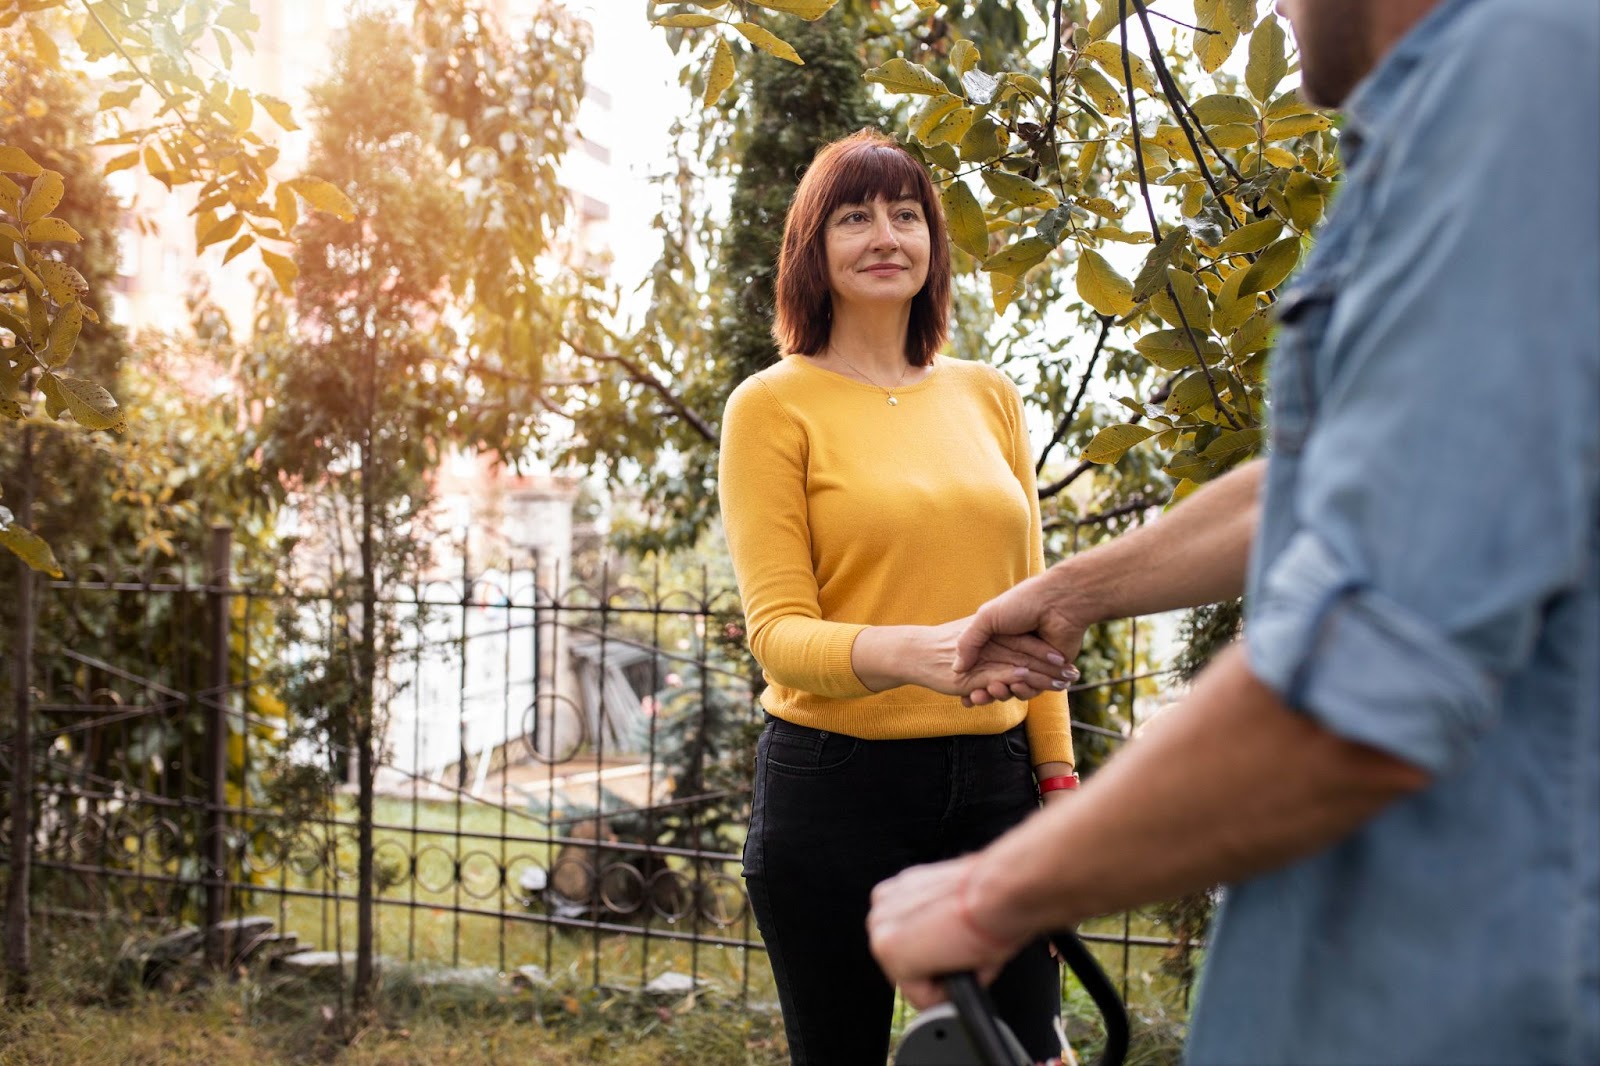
[{"x1": 1186, "y1": 1, "x2": 1600, "y2": 1062}]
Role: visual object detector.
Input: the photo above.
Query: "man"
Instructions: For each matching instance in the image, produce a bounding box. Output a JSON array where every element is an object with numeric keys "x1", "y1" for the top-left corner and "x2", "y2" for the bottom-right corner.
[{"x1": 866, "y1": 1, "x2": 1600, "y2": 1062}]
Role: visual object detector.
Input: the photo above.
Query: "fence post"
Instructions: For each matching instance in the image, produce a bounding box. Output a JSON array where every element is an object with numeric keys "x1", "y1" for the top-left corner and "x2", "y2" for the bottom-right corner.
[
  {"x1": 203, "y1": 525, "x2": 232, "y2": 967},
  {"x1": 4, "y1": 426, "x2": 36, "y2": 998}
]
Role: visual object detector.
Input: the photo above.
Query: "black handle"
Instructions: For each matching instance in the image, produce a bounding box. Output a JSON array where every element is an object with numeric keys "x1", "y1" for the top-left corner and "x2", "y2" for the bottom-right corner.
[{"x1": 941, "y1": 930, "x2": 1129, "y2": 1066}]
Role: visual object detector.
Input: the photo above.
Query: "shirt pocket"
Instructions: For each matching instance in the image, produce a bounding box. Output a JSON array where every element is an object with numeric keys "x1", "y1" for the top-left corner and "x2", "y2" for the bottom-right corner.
[{"x1": 1266, "y1": 281, "x2": 1336, "y2": 457}]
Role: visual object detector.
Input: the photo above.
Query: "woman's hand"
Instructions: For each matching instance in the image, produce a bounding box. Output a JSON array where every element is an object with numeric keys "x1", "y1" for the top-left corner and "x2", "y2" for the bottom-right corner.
[{"x1": 850, "y1": 617, "x2": 1078, "y2": 697}]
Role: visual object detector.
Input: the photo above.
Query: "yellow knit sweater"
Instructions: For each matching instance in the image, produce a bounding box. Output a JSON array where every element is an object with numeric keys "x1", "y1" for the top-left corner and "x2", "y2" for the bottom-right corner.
[{"x1": 717, "y1": 354, "x2": 1073, "y2": 767}]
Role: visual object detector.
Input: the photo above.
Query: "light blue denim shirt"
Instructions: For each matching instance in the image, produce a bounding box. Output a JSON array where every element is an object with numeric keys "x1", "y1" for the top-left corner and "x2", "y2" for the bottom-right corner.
[{"x1": 1187, "y1": 1, "x2": 1600, "y2": 1062}]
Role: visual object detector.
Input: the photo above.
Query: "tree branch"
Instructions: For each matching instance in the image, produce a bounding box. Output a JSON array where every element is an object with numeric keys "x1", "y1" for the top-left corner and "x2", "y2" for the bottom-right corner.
[
  {"x1": 1036, "y1": 313, "x2": 1113, "y2": 475},
  {"x1": 563, "y1": 336, "x2": 718, "y2": 444},
  {"x1": 1038, "y1": 375, "x2": 1173, "y2": 501}
]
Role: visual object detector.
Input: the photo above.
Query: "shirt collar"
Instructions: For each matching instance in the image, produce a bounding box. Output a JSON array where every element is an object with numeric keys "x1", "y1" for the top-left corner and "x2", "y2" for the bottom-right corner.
[{"x1": 1340, "y1": 0, "x2": 1481, "y2": 157}]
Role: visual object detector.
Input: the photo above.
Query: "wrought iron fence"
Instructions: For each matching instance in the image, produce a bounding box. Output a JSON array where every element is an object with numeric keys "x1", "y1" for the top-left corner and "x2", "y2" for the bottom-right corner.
[{"x1": 0, "y1": 528, "x2": 1194, "y2": 1017}]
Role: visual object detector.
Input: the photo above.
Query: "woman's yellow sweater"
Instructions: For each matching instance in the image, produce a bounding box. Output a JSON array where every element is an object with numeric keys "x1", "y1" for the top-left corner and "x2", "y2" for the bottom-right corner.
[{"x1": 717, "y1": 355, "x2": 1073, "y2": 767}]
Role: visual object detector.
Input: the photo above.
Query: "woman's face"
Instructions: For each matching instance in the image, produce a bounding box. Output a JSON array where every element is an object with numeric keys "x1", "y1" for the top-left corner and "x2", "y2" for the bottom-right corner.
[{"x1": 822, "y1": 194, "x2": 931, "y2": 313}]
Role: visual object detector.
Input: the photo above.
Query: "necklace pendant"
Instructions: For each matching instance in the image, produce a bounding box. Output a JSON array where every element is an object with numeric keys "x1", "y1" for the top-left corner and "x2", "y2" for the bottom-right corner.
[{"x1": 887, "y1": 394, "x2": 898, "y2": 406}]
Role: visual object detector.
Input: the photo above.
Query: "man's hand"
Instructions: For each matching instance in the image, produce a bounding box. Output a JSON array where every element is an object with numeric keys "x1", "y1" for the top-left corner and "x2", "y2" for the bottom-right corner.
[
  {"x1": 955, "y1": 570, "x2": 1093, "y2": 706},
  {"x1": 867, "y1": 854, "x2": 1032, "y2": 1009}
]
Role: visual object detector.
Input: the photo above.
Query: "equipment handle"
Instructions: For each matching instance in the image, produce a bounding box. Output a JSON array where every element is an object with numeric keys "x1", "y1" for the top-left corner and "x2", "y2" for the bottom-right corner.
[{"x1": 942, "y1": 930, "x2": 1129, "y2": 1066}]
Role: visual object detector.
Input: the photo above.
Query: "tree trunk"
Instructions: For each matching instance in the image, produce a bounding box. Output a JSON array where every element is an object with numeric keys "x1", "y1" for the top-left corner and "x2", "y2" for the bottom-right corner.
[
  {"x1": 354, "y1": 384, "x2": 377, "y2": 1012},
  {"x1": 5, "y1": 426, "x2": 36, "y2": 1000}
]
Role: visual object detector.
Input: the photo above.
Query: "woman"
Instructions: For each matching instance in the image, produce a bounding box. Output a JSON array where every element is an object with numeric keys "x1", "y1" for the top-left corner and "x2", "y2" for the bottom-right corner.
[{"x1": 718, "y1": 129, "x2": 1077, "y2": 1065}]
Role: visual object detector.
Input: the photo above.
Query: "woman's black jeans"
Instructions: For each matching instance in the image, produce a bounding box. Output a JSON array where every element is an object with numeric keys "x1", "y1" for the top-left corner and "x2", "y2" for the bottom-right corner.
[{"x1": 743, "y1": 716, "x2": 1060, "y2": 1066}]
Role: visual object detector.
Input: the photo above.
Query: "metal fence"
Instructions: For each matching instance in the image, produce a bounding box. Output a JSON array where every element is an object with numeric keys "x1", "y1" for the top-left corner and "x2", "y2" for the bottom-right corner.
[{"x1": 0, "y1": 528, "x2": 1194, "y2": 1016}]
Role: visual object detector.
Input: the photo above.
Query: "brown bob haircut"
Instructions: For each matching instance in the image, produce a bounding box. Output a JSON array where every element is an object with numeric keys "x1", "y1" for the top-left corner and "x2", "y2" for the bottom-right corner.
[{"x1": 771, "y1": 129, "x2": 951, "y2": 367}]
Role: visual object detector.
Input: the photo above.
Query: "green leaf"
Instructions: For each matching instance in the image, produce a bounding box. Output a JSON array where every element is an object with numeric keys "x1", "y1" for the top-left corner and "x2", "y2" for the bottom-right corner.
[
  {"x1": 703, "y1": 37, "x2": 735, "y2": 106},
  {"x1": 261, "y1": 248, "x2": 298, "y2": 294},
  {"x1": 1166, "y1": 372, "x2": 1219, "y2": 417},
  {"x1": 982, "y1": 170, "x2": 1058, "y2": 210},
  {"x1": 1225, "y1": 0, "x2": 1257, "y2": 31},
  {"x1": 0, "y1": 515, "x2": 63, "y2": 577},
  {"x1": 1076, "y1": 250, "x2": 1134, "y2": 317},
  {"x1": 734, "y1": 22, "x2": 802, "y2": 64},
  {"x1": 654, "y1": 13, "x2": 720, "y2": 27},
  {"x1": 940, "y1": 179, "x2": 988, "y2": 260},
  {"x1": 44, "y1": 300, "x2": 83, "y2": 368},
  {"x1": 256, "y1": 94, "x2": 299, "y2": 132},
  {"x1": 285, "y1": 177, "x2": 356, "y2": 222},
  {"x1": 1237, "y1": 236, "x2": 1300, "y2": 295},
  {"x1": 749, "y1": 0, "x2": 836, "y2": 18},
  {"x1": 1230, "y1": 309, "x2": 1275, "y2": 358},
  {"x1": 1189, "y1": 93, "x2": 1256, "y2": 126},
  {"x1": 1246, "y1": 16, "x2": 1288, "y2": 102},
  {"x1": 1212, "y1": 266, "x2": 1258, "y2": 333},
  {"x1": 0, "y1": 146, "x2": 43, "y2": 178},
  {"x1": 1133, "y1": 227, "x2": 1188, "y2": 301},
  {"x1": 864, "y1": 58, "x2": 947, "y2": 96},
  {"x1": 1284, "y1": 171, "x2": 1324, "y2": 231},
  {"x1": 1083, "y1": 423, "x2": 1155, "y2": 464},
  {"x1": 1164, "y1": 450, "x2": 1216, "y2": 481},
  {"x1": 1202, "y1": 427, "x2": 1264, "y2": 461},
  {"x1": 19, "y1": 170, "x2": 64, "y2": 225},
  {"x1": 1217, "y1": 217, "x2": 1282, "y2": 256},
  {"x1": 24, "y1": 217, "x2": 81, "y2": 243},
  {"x1": 38, "y1": 372, "x2": 124, "y2": 432},
  {"x1": 1162, "y1": 266, "x2": 1212, "y2": 334},
  {"x1": 1135, "y1": 329, "x2": 1225, "y2": 371},
  {"x1": 984, "y1": 236, "x2": 1054, "y2": 276},
  {"x1": 958, "y1": 117, "x2": 1004, "y2": 163}
]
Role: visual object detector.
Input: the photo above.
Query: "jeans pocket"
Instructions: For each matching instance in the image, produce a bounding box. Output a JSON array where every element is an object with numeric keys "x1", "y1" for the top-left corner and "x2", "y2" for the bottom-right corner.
[
  {"x1": 763, "y1": 721, "x2": 860, "y2": 776},
  {"x1": 1002, "y1": 726, "x2": 1031, "y2": 762}
]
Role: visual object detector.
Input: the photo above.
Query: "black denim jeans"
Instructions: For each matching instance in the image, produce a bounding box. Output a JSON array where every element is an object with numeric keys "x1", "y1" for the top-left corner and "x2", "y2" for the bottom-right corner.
[{"x1": 743, "y1": 716, "x2": 1060, "y2": 1066}]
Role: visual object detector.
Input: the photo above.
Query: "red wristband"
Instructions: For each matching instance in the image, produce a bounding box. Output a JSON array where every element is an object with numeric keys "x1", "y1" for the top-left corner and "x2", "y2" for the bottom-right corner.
[{"x1": 1037, "y1": 773, "x2": 1079, "y2": 794}]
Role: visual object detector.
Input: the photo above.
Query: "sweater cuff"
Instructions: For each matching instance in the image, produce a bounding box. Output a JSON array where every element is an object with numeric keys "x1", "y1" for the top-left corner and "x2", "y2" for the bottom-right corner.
[
  {"x1": 823, "y1": 623, "x2": 874, "y2": 699},
  {"x1": 1024, "y1": 691, "x2": 1074, "y2": 766}
]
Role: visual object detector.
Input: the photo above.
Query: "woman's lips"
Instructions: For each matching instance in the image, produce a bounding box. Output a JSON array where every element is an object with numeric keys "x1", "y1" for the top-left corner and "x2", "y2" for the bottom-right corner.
[{"x1": 863, "y1": 264, "x2": 905, "y2": 275}]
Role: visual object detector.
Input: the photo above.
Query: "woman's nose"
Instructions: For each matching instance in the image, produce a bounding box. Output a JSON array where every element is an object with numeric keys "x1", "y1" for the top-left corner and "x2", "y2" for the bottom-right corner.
[{"x1": 870, "y1": 213, "x2": 899, "y2": 249}]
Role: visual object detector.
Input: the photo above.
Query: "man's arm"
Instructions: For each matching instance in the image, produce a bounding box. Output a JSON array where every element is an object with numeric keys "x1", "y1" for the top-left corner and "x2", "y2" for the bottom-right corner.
[
  {"x1": 954, "y1": 457, "x2": 1265, "y2": 692},
  {"x1": 867, "y1": 644, "x2": 1429, "y2": 1006}
]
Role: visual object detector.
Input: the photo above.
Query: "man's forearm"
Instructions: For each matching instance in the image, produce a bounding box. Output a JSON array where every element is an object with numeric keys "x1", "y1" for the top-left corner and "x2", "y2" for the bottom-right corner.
[
  {"x1": 1055, "y1": 459, "x2": 1265, "y2": 625},
  {"x1": 967, "y1": 644, "x2": 1430, "y2": 936}
]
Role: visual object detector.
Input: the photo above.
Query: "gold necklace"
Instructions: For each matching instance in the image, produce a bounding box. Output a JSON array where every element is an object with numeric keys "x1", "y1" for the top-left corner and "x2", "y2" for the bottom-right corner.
[{"x1": 827, "y1": 348, "x2": 912, "y2": 407}]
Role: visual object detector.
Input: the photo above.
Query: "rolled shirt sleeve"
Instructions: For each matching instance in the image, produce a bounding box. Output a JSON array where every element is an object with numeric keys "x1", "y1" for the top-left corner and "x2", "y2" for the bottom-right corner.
[{"x1": 1246, "y1": 7, "x2": 1600, "y2": 776}]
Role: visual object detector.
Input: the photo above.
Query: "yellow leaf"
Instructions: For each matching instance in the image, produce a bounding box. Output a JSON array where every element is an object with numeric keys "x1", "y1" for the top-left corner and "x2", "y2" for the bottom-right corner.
[
  {"x1": 1216, "y1": 217, "x2": 1282, "y2": 256},
  {"x1": 38, "y1": 372, "x2": 124, "y2": 432},
  {"x1": 1211, "y1": 267, "x2": 1257, "y2": 333},
  {"x1": 0, "y1": 518, "x2": 64, "y2": 578},
  {"x1": 261, "y1": 248, "x2": 298, "y2": 294},
  {"x1": 734, "y1": 22, "x2": 802, "y2": 65},
  {"x1": 924, "y1": 105, "x2": 975, "y2": 148},
  {"x1": 1135, "y1": 329, "x2": 1224, "y2": 371},
  {"x1": 229, "y1": 87, "x2": 254, "y2": 131},
  {"x1": 1206, "y1": 123, "x2": 1258, "y2": 150},
  {"x1": 703, "y1": 37, "x2": 735, "y2": 106},
  {"x1": 940, "y1": 179, "x2": 987, "y2": 260},
  {"x1": 19, "y1": 170, "x2": 64, "y2": 225},
  {"x1": 28, "y1": 24, "x2": 60, "y2": 68},
  {"x1": 749, "y1": 0, "x2": 836, "y2": 19},
  {"x1": 913, "y1": 93, "x2": 964, "y2": 141},
  {"x1": 1189, "y1": 93, "x2": 1256, "y2": 126},
  {"x1": 37, "y1": 261, "x2": 88, "y2": 304},
  {"x1": 198, "y1": 213, "x2": 244, "y2": 250},
  {"x1": 1236, "y1": 236, "x2": 1300, "y2": 295},
  {"x1": 864, "y1": 58, "x2": 947, "y2": 96},
  {"x1": 99, "y1": 84, "x2": 142, "y2": 110},
  {"x1": 1083, "y1": 423, "x2": 1155, "y2": 464},
  {"x1": 275, "y1": 184, "x2": 299, "y2": 233},
  {"x1": 958, "y1": 117, "x2": 1004, "y2": 163},
  {"x1": 44, "y1": 301, "x2": 83, "y2": 368},
  {"x1": 1265, "y1": 113, "x2": 1332, "y2": 140},
  {"x1": 1077, "y1": 197, "x2": 1125, "y2": 219},
  {"x1": 24, "y1": 218, "x2": 81, "y2": 243},
  {"x1": 1284, "y1": 172, "x2": 1324, "y2": 231},
  {"x1": 285, "y1": 177, "x2": 356, "y2": 222},
  {"x1": 256, "y1": 94, "x2": 299, "y2": 132},
  {"x1": 1076, "y1": 249, "x2": 1134, "y2": 317},
  {"x1": 1194, "y1": 0, "x2": 1241, "y2": 73},
  {"x1": 982, "y1": 170, "x2": 1058, "y2": 210},
  {"x1": 1074, "y1": 65, "x2": 1125, "y2": 117},
  {"x1": 950, "y1": 39, "x2": 980, "y2": 78},
  {"x1": 221, "y1": 234, "x2": 254, "y2": 265},
  {"x1": 654, "y1": 13, "x2": 720, "y2": 28},
  {"x1": 1245, "y1": 16, "x2": 1288, "y2": 102},
  {"x1": 985, "y1": 236, "x2": 1054, "y2": 276},
  {"x1": 1081, "y1": 41, "x2": 1158, "y2": 96},
  {"x1": 104, "y1": 150, "x2": 141, "y2": 174},
  {"x1": 989, "y1": 271, "x2": 1020, "y2": 315}
]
